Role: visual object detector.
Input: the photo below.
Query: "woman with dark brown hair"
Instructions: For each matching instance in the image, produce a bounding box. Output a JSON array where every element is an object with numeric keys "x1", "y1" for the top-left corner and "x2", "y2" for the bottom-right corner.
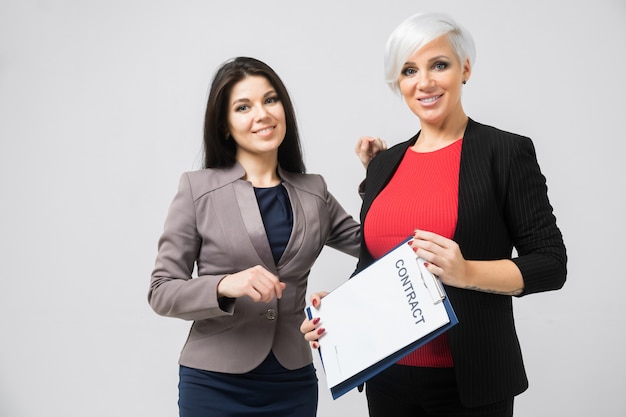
[{"x1": 149, "y1": 57, "x2": 384, "y2": 416}]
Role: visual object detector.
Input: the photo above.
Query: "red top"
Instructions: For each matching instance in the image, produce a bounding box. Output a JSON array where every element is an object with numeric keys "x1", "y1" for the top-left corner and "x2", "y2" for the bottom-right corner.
[{"x1": 363, "y1": 139, "x2": 462, "y2": 367}]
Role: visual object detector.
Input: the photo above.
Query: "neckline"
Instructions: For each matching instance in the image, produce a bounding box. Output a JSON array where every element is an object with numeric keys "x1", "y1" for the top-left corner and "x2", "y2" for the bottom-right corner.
[
  {"x1": 253, "y1": 182, "x2": 283, "y2": 191},
  {"x1": 409, "y1": 138, "x2": 463, "y2": 154}
]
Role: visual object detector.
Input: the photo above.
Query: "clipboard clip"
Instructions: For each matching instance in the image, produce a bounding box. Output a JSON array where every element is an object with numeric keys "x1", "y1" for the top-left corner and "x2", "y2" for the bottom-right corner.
[{"x1": 415, "y1": 256, "x2": 445, "y2": 304}]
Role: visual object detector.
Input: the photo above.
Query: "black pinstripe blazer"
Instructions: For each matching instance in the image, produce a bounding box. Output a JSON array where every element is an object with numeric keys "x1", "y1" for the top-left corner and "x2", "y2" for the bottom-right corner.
[{"x1": 356, "y1": 118, "x2": 567, "y2": 406}]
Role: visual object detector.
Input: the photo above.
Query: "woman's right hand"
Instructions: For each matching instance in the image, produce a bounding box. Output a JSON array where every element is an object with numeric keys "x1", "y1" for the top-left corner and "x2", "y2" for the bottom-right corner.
[
  {"x1": 300, "y1": 291, "x2": 329, "y2": 349},
  {"x1": 217, "y1": 265, "x2": 286, "y2": 303},
  {"x1": 355, "y1": 136, "x2": 387, "y2": 169}
]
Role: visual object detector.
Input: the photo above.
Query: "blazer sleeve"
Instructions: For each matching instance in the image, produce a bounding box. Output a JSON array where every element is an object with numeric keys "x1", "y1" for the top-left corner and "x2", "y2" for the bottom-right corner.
[
  {"x1": 321, "y1": 176, "x2": 361, "y2": 258},
  {"x1": 148, "y1": 173, "x2": 234, "y2": 321},
  {"x1": 506, "y1": 136, "x2": 567, "y2": 295}
]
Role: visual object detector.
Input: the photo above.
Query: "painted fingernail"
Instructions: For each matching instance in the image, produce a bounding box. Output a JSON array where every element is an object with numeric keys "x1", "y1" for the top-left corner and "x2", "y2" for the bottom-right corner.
[
  {"x1": 312, "y1": 299, "x2": 318, "y2": 307},
  {"x1": 317, "y1": 327, "x2": 325, "y2": 335},
  {"x1": 313, "y1": 317, "x2": 320, "y2": 325},
  {"x1": 424, "y1": 262, "x2": 430, "y2": 268},
  {"x1": 412, "y1": 246, "x2": 418, "y2": 252},
  {"x1": 312, "y1": 342, "x2": 319, "y2": 349}
]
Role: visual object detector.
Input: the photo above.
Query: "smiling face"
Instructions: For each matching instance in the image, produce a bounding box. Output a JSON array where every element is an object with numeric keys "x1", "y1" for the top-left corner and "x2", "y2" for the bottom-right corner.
[
  {"x1": 399, "y1": 34, "x2": 471, "y2": 127},
  {"x1": 226, "y1": 75, "x2": 286, "y2": 162}
]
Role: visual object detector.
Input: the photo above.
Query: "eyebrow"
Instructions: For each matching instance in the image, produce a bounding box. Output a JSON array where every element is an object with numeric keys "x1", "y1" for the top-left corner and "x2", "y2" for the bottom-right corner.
[
  {"x1": 403, "y1": 55, "x2": 452, "y2": 66},
  {"x1": 231, "y1": 89, "x2": 277, "y2": 106}
]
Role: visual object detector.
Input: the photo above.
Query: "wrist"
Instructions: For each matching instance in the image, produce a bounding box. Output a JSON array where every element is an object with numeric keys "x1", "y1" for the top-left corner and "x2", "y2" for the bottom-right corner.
[{"x1": 216, "y1": 274, "x2": 230, "y2": 297}]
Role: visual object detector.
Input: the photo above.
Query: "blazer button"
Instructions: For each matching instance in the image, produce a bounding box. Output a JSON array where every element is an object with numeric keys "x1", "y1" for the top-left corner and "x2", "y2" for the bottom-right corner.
[{"x1": 264, "y1": 309, "x2": 277, "y2": 320}]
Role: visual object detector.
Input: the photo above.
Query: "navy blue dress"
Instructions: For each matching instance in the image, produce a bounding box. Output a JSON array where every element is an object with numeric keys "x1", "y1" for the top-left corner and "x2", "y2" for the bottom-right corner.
[{"x1": 178, "y1": 184, "x2": 318, "y2": 417}]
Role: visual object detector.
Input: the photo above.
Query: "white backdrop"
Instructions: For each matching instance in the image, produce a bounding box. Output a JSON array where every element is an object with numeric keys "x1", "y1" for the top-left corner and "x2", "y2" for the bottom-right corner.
[{"x1": 1, "y1": 1, "x2": 625, "y2": 416}]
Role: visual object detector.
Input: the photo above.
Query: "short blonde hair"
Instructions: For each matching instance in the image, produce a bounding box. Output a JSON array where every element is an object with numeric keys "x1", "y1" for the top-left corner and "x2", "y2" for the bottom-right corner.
[{"x1": 384, "y1": 12, "x2": 476, "y2": 94}]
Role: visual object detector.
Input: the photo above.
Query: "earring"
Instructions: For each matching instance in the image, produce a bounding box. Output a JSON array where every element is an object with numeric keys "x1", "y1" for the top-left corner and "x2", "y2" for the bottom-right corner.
[{"x1": 462, "y1": 80, "x2": 467, "y2": 85}]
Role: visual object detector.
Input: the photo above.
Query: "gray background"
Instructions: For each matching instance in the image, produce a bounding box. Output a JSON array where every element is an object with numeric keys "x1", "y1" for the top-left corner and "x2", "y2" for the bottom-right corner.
[{"x1": 1, "y1": 0, "x2": 624, "y2": 416}]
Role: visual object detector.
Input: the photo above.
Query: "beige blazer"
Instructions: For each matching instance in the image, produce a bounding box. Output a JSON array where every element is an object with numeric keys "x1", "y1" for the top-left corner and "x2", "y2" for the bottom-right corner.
[{"x1": 149, "y1": 163, "x2": 360, "y2": 373}]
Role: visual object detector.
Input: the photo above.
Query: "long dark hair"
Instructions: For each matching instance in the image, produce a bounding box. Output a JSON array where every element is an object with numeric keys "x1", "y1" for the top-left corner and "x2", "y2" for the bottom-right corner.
[{"x1": 203, "y1": 57, "x2": 306, "y2": 173}]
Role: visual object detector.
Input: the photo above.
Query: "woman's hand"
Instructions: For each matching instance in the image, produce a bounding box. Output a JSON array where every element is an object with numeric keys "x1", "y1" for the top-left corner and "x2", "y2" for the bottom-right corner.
[
  {"x1": 217, "y1": 265, "x2": 286, "y2": 303},
  {"x1": 408, "y1": 229, "x2": 469, "y2": 289},
  {"x1": 300, "y1": 291, "x2": 329, "y2": 349},
  {"x1": 355, "y1": 136, "x2": 387, "y2": 169},
  {"x1": 408, "y1": 229, "x2": 524, "y2": 295}
]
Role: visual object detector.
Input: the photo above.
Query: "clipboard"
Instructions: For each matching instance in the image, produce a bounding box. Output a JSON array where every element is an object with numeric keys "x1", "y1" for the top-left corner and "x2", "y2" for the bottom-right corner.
[{"x1": 306, "y1": 237, "x2": 458, "y2": 399}]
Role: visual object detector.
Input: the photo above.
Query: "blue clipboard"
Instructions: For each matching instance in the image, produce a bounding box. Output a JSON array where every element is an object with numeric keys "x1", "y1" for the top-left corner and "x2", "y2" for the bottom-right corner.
[
  {"x1": 308, "y1": 294, "x2": 457, "y2": 399},
  {"x1": 306, "y1": 238, "x2": 458, "y2": 399}
]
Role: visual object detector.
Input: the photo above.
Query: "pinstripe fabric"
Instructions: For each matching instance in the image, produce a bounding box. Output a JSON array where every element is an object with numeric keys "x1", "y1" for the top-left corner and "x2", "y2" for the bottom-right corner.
[{"x1": 355, "y1": 118, "x2": 567, "y2": 407}]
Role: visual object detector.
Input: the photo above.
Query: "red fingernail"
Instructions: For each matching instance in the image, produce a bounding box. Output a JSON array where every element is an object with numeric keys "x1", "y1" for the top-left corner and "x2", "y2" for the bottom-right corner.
[
  {"x1": 424, "y1": 262, "x2": 430, "y2": 267},
  {"x1": 312, "y1": 299, "x2": 318, "y2": 307},
  {"x1": 317, "y1": 327, "x2": 325, "y2": 335},
  {"x1": 313, "y1": 317, "x2": 320, "y2": 325},
  {"x1": 312, "y1": 342, "x2": 319, "y2": 349},
  {"x1": 412, "y1": 246, "x2": 418, "y2": 252}
]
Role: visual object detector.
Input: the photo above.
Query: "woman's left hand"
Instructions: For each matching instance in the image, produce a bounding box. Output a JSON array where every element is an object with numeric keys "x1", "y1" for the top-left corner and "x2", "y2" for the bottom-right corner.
[
  {"x1": 408, "y1": 229, "x2": 469, "y2": 289},
  {"x1": 409, "y1": 229, "x2": 526, "y2": 295},
  {"x1": 300, "y1": 291, "x2": 329, "y2": 350}
]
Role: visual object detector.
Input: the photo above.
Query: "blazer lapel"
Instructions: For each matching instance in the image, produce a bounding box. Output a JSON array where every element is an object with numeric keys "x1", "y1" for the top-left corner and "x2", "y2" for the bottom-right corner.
[
  {"x1": 231, "y1": 177, "x2": 276, "y2": 271},
  {"x1": 276, "y1": 181, "x2": 304, "y2": 268}
]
